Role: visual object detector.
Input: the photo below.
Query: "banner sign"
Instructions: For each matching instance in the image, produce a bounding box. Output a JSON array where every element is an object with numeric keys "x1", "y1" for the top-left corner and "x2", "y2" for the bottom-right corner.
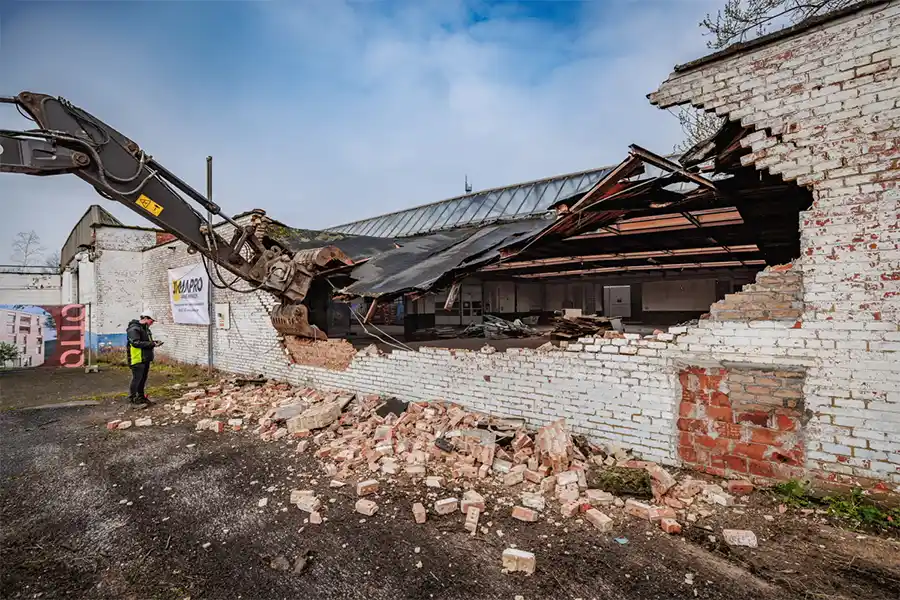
[{"x1": 167, "y1": 263, "x2": 210, "y2": 325}]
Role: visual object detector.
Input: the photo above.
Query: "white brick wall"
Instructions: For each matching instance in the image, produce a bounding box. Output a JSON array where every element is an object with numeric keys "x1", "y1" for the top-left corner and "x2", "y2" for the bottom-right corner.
[
  {"x1": 0, "y1": 272, "x2": 60, "y2": 305},
  {"x1": 94, "y1": 227, "x2": 158, "y2": 341},
  {"x1": 650, "y1": 1, "x2": 900, "y2": 484}
]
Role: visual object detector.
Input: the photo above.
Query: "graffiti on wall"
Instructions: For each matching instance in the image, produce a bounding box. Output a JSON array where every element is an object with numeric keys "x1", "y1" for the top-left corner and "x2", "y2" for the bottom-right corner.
[{"x1": 0, "y1": 304, "x2": 85, "y2": 368}]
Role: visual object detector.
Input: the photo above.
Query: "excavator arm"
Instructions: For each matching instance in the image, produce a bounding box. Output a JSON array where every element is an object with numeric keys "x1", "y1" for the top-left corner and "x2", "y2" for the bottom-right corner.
[{"x1": 0, "y1": 92, "x2": 349, "y2": 337}]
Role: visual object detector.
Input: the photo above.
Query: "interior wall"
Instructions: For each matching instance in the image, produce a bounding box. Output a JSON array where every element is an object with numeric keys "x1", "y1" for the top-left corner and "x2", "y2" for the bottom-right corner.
[{"x1": 642, "y1": 279, "x2": 717, "y2": 312}]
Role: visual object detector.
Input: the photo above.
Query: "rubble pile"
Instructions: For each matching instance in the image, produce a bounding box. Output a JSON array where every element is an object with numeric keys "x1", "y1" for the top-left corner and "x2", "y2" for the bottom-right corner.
[
  {"x1": 161, "y1": 379, "x2": 359, "y2": 441},
  {"x1": 550, "y1": 315, "x2": 613, "y2": 339},
  {"x1": 156, "y1": 378, "x2": 759, "y2": 546}
]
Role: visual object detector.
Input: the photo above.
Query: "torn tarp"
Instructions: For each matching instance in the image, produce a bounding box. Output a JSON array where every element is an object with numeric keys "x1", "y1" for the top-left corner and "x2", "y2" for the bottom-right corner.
[
  {"x1": 338, "y1": 218, "x2": 548, "y2": 298},
  {"x1": 264, "y1": 226, "x2": 399, "y2": 263}
]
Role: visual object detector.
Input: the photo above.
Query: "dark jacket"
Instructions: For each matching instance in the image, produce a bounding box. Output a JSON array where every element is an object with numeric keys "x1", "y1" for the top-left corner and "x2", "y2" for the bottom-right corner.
[{"x1": 126, "y1": 319, "x2": 155, "y2": 365}]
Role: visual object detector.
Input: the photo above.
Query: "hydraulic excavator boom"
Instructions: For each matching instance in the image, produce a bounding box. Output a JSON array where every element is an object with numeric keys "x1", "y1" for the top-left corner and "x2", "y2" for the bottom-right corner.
[{"x1": 0, "y1": 92, "x2": 350, "y2": 337}]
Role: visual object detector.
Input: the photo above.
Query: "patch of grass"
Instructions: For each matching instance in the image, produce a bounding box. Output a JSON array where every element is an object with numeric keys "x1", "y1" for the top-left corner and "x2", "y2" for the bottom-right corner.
[
  {"x1": 772, "y1": 479, "x2": 814, "y2": 508},
  {"x1": 773, "y1": 479, "x2": 899, "y2": 532},
  {"x1": 824, "y1": 488, "x2": 900, "y2": 532},
  {"x1": 591, "y1": 466, "x2": 653, "y2": 498}
]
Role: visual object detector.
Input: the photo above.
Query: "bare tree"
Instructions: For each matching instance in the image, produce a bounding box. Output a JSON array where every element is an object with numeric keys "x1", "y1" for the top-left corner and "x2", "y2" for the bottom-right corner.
[
  {"x1": 674, "y1": 107, "x2": 725, "y2": 153},
  {"x1": 44, "y1": 251, "x2": 61, "y2": 270},
  {"x1": 10, "y1": 231, "x2": 46, "y2": 266},
  {"x1": 675, "y1": 0, "x2": 857, "y2": 151},
  {"x1": 701, "y1": 0, "x2": 860, "y2": 50}
]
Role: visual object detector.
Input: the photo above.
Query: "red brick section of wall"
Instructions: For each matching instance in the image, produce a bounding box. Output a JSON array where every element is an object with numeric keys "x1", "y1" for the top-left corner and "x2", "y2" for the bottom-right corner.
[
  {"x1": 156, "y1": 232, "x2": 177, "y2": 245},
  {"x1": 678, "y1": 365, "x2": 807, "y2": 482},
  {"x1": 708, "y1": 264, "x2": 803, "y2": 321},
  {"x1": 283, "y1": 337, "x2": 357, "y2": 371}
]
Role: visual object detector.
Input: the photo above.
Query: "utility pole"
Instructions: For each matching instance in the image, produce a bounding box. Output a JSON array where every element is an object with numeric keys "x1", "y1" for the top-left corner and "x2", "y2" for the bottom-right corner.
[{"x1": 206, "y1": 156, "x2": 214, "y2": 375}]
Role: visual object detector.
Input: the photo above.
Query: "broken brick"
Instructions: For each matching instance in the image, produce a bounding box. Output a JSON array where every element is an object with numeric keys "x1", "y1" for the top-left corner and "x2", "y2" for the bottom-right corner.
[
  {"x1": 412, "y1": 502, "x2": 427, "y2": 523},
  {"x1": 555, "y1": 483, "x2": 579, "y2": 502},
  {"x1": 560, "y1": 502, "x2": 580, "y2": 518},
  {"x1": 585, "y1": 489, "x2": 615, "y2": 506},
  {"x1": 659, "y1": 518, "x2": 681, "y2": 534},
  {"x1": 502, "y1": 548, "x2": 536, "y2": 575},
  {"x1": 524, "y1": 469, "x2": 543, "y2": 484},
  {"x1": 624, "y1": 499, "x2": 653, "y2": 520},
  {"x1": 309, "y1": 511, "x2": 323, "y2": 525},
  {"x1": 492, "y1": 458, "x2": 513, "y2": 474},
  {"x1": 648, "y1": 506, "x2": 677, "y2": 522},
  {"x1": 512, "y1": 506, "x2": 538, "y2": 522},
  {"x1": 106, "y1": 420, "x2": 122, "y2": 430},
  {"x1": 520, "y1": 492, "x2": 545, "y2": 511},
  {"x1": 584, "y1": 508, "x2": 613, "y2": 532},
  {"x1": 727, "y1": 480, "x2": 754, "y2": 495},
  {"x1": 461, "y1": 490, "x2": 485, "y2": 513},
  {"x1": 556, "y1": 470, "x2": 579, "y2": 486},
  {"x1": 117, "y1": 420, "x2": 133, "y2": 430},
  {"x1": 503, "y1": 471, "x2": 525, "y2": 487},
  {"x1": 540, "y1": 476, "x2": 556, "y2": 493},
  {"x1": 356, "y1": 479, "x2": 379, "y2": 496},
  {"x1": 434, "y1": 498, "x2": 458, "y2": 515},
  {"x1": 464, "y1": 506, "x2": 480, "y2": 534},
  {"x1": 355, "y1": 499, "x2": 378, "y2": 516}
]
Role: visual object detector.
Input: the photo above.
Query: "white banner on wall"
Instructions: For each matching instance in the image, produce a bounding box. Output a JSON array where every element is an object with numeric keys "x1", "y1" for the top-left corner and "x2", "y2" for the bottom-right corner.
[{"x1": 167, "y1": 263, "x2": 210, "y2": 325}]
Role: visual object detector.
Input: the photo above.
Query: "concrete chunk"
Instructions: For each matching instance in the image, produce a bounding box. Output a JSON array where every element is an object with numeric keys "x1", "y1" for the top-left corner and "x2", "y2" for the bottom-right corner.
[
  {"x1": 296, "y1": 496, "x2": 322, "y2": 513},
  {"x1": 286, "y1": 401, "x2": 342, "y2": 432},
  {"x1": 723, "y1": 529, "x2": 758, "y2": 547}
]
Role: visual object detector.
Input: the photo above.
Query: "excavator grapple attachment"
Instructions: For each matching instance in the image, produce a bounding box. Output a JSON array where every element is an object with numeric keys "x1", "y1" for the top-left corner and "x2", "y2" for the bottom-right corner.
[{"x1": 270, "y1": 303, "x2": 319, "y2": 338}]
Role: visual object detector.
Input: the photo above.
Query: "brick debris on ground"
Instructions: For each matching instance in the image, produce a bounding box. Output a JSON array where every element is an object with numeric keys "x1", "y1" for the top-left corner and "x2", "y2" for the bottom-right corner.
[{"x1": 2, "y1": 372, "x2": 899, "y2": 600}]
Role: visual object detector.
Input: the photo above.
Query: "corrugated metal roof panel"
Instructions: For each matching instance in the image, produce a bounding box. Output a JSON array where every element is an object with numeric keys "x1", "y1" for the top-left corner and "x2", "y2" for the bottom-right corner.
[{"x1": 326, "y1": 165, "x2": 613, "y2": 238}]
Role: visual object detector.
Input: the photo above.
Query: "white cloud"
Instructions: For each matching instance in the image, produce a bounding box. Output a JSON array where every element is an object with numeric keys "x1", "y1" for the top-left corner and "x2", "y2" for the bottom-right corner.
[{"x1": 0, "y1": 0, "x2": 720, "y2": 261}]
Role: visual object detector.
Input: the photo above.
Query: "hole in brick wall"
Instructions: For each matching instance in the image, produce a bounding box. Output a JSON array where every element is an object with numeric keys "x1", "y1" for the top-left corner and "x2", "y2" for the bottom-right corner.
[{"x1": 315, "y1": 123, "x2": 814, "y2": 344}]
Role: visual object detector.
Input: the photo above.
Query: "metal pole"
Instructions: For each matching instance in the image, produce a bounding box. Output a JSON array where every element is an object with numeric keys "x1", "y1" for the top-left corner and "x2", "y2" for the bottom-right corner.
[{"x1": 206, "y1": 156, "x2": 214, "y2": 375}]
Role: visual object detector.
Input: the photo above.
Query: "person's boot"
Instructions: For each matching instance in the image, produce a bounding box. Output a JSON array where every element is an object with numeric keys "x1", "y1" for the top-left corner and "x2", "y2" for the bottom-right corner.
[
  {"x1": 129, "y1": 396, "x2": 150, "y2": 409},
  {"x1": 141, "y1": 396, "x2": 156, "y2": 405}
]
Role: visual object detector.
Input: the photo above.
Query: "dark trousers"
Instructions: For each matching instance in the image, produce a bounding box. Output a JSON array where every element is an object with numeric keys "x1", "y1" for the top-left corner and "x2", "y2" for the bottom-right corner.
[{"x1": 129, "y1": 362, "x2": 150, "y2": 401}]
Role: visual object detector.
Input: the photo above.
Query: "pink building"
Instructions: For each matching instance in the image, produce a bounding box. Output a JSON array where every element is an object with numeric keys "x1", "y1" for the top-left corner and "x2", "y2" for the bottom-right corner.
[{"x1": 1, "y1": 309, "x2": 45, "y2": 367}]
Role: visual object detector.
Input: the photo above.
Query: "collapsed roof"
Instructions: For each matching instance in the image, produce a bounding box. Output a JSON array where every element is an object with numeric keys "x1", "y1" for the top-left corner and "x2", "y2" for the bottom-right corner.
[{"x1": 263, "y1": 125, "x2": 811, "y2": 303}]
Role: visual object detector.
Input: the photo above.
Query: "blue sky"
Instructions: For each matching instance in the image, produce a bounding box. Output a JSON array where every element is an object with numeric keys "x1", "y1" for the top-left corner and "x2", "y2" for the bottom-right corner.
[{"x1": 0, "y1": 0, "x2": 721, "y2": 262}]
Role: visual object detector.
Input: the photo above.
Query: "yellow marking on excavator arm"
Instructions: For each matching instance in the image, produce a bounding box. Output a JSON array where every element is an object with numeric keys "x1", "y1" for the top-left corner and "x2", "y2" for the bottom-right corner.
[{"x1": 136, "y1": 193, "x2": 164, "y2": 216}]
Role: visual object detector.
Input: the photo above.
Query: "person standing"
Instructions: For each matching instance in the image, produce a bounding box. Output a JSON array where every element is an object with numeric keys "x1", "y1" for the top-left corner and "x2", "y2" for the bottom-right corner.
[{"x1": 126, "y1": 311, "x2": 163, "y2": 407}]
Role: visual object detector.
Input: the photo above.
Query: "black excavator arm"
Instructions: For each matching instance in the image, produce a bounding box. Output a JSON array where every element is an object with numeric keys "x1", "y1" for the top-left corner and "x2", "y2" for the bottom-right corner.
[{"x1": 0, "y1": 92, "x2": 350, "y2": 337}]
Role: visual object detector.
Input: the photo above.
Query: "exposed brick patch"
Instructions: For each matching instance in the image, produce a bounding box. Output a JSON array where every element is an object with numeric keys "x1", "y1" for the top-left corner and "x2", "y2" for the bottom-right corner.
[
  {"x1": 283, "y1": 337, "x2": 356, "y2": 371},
  {"x1": 709, "y1": 264, "x2": 803, "y2": 321},
  {"x1": 678, "y1": 365, "x2": 806, "y2": 482}
]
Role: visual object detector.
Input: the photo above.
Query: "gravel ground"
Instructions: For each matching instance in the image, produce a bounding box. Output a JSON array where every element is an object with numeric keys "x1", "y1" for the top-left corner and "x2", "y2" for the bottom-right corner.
[{"x1": 1, "y1": 366, "x2": 899, "y2": 600}]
